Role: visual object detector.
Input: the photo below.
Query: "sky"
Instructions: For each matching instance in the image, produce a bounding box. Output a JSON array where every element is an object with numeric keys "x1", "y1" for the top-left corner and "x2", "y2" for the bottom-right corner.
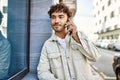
[{"x1": 74, "y1": 0, "x2": 98, "y2": 41}]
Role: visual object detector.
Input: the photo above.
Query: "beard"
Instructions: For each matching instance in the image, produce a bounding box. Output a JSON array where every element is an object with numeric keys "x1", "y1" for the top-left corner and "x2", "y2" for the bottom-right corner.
[{"x1": 52, "y1": 23, "x2": 66, "y2": 32}]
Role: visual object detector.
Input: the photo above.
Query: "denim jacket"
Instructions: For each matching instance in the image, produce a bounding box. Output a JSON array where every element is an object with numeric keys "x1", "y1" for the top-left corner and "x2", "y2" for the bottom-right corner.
[{"x1": 37, "y1": 31, "x2": 101, "y2": 80}]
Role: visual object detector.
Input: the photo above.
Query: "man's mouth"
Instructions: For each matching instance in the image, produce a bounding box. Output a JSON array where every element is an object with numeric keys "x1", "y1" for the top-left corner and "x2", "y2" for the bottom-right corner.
[
  {"x1": 54, "y1": 24, "x2": 61, "y2": 28},
  {"x1": 55, "y1": 25, "x2": 60, "y2": 26}
]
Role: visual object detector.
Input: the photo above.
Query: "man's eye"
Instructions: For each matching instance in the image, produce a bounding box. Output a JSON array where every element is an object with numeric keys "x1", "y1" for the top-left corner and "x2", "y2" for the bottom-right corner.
[
  {"x1": 59, "y1": 16, "x2": 64, "y2": 19},
  {"x1": 51, "y1": 16, "x2": 55, "y2": 19}
]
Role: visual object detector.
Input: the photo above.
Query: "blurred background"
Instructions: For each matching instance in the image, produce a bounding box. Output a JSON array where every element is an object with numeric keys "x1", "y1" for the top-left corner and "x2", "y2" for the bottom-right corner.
[{"x1": 0, "y1": 0, "x2": 120, "y2": 80}]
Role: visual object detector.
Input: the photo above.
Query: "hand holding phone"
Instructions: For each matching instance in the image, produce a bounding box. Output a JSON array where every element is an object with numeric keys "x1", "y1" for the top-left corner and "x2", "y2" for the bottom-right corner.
[
  {"x1": 65, "y1": 18, "x2": 76, "y2": 35},
  {"x1": 65, "y1": 18, "x2": 81, "y2": 43}
]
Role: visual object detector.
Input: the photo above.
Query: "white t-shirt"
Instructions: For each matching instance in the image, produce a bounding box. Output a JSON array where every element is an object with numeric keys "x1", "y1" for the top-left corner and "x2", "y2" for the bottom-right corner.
[
  {"x1": 57, "y1": 36, "x2": 72, "y2": 80},
  {"x1": 57, "y1": 36, "x2": 66, "y2": 50}
]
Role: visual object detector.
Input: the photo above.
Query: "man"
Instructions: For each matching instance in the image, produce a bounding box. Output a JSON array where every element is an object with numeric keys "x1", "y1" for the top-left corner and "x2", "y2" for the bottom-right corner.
[
  {"x1": 0, "y1": 11, "x2": 11, "y2": 79},
  {"x1": 37, "y1": 3, "x2": 100, "y2": 80}
]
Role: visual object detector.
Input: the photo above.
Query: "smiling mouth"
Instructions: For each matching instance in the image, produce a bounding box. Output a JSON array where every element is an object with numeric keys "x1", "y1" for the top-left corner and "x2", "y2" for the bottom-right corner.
[{"x1": 54, "y1": 25, "x2": 61, "y2": 27}]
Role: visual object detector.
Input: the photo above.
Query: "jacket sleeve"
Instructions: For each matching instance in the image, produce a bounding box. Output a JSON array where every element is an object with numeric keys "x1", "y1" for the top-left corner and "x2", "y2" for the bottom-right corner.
[
  {"x1": 71, "y1": 31, "x2": 101, "y2": 62},
  {"x1": 37, "y1": 43, "x2": 58, "y2": 80}
]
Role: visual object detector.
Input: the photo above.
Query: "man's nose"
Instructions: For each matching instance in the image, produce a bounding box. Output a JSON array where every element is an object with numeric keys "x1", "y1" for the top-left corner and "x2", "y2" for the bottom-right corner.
[{"x1": 55, "y1": 18, "x2": 60, "y2": 23}]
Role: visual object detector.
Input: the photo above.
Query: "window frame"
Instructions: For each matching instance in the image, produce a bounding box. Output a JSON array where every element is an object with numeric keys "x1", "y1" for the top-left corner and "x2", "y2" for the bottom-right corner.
[{"x1": 7, "y1": 0, "x2": 30, "y2": 79}]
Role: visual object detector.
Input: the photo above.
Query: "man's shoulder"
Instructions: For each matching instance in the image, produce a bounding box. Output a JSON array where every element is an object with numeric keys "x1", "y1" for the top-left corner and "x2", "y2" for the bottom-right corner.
[
  {"x1": 78, "y1": 31, "x2": 88, "y2": 38},
  {"x1": 44, "y1": 33, "x2": 57, "y2": 43},
  {"x1": 43, "y1": 37, "x2": 54, "y2": 45}
]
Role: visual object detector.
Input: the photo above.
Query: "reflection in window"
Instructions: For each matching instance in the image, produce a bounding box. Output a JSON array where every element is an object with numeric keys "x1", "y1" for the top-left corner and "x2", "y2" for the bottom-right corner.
[
  {"x1": 0, "y1": 0, "x2": 7, "y2": 38},
  {"x1": 0, "y1": 0, "x2": 29, "y2": 79},
  {"x1": 0, "y1": 5, "x2": 10, "y2": 80},
  {"x1": 3, "y1": 6, "x2": 8, "y2": 13}
]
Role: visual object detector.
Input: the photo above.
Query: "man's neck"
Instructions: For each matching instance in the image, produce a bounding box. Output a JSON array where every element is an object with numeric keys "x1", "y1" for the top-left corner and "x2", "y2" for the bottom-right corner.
[{"x1": 55, "y1": 31, "x2": 67, "y2": 39}]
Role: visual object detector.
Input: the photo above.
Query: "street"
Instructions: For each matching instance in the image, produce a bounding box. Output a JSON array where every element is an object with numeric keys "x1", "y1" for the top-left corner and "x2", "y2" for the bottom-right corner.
[{"x1": 91, "y1": 48, "x2": 120, "y2": 79}]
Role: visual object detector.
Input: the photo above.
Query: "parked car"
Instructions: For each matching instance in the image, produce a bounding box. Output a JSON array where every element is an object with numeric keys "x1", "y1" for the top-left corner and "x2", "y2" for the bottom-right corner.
[
  {"x1": 100, "y1": 39, "x2": 111, "y2": 48},
  {"x1": 108, "y1": 39, "x2": 117, "y2": 49},
  {"x1": 108, "y1": 41, "x2": 120, "y2": 51},
  {"x1": 94, "y1": 39, "x2": 102, "y2": 47}
]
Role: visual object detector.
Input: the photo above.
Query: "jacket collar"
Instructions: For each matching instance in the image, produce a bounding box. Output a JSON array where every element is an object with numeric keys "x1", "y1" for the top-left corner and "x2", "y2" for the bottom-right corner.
[
  {"x1": 49, "y1": 32, "x2": 71, "y2": 43},
  {"x1": 49, "y1": 33, "x2": 58, "y2": 42}
]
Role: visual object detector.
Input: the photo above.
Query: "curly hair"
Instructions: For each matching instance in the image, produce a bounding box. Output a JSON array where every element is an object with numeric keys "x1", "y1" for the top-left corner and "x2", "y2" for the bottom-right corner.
[{"x1": 48, "y1": 2, "x2": 72, "y2": 18}]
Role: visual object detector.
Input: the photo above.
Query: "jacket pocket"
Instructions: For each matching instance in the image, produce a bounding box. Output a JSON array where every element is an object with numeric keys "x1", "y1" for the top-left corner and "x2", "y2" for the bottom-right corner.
[
  {"x1": 48, "y1": 53, "x2": 62, "y2": 69},
  {"x1": 48, "y1": 53, "x2": 63, "y2": 79}
]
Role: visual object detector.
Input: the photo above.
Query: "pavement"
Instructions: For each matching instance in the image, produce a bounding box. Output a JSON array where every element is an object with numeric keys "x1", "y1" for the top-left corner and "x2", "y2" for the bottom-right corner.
[
  {"x1": 22, "y1": 68, "x2": 104, "y2": 80},
  {"x1": 23, "y1": 64, "x2": 115, "y2": 80},
  {"x1": 91, "y1": 65, "x2": 104, "y2": 80},
  {"x1": 91, "y1": 65, "x2": 116, "y2": 80}
]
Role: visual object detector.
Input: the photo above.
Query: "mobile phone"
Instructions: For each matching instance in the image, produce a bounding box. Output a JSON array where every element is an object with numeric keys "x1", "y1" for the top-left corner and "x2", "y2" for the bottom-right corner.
[
  {"x1": 66, "y1": 18, "x2": 72, "y2": 35},
  {"x1": 117, "y1": 57, "x2": 120, "y2": 64}
]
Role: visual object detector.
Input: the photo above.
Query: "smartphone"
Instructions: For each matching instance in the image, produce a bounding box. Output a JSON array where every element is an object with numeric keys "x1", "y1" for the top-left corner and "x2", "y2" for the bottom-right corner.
[
  {"x1": 65, "y1": 18, "x2": 72, "y2": 35},
  {"x1": 117, "y1": 57, "x2": 120, "y2": 64}
]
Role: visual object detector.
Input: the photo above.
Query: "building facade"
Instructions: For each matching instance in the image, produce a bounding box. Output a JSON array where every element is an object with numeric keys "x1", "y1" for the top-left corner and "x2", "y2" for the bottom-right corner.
[{"x1": 93, "y1": 0, "x2": 120, "y2": 40}]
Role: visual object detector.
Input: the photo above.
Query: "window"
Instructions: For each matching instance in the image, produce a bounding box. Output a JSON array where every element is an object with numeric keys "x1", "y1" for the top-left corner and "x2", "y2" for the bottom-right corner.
[
  {"x1": 114, "y1": 25, "x2": 118, "y2": 29},
  {"x1": 111, "y1": 35, "x2": 113, "y2": 39},
  {"x1": 104, "y1": 16, "x2": 107, "y2": 22},
  {"x1": 108, "y1": 0, "x2": 111, "y2": 6},
  {"x1": 0, "y1": 0, "x2": 29, "y2": 79},
  {"x1": 102, "y1": 6, "x2": 104, "y2": 11},
  {"x1": 98, "y1": 11, "x2": 100, "y2": 14},
  {"x1": 114, "y1": 34, "x2": 119, "y2": 39},
  {"x1": 111, "y1": 11, "x2": 114, "y2": 18},
  {"x1": 106, "y1": 27, "x2": 110, "y2": 31},
  {"x1": 107, "y1": 36, "x2": 109, "y2": 39},
  {"x1": 99, "y1": 20, "x2": 101, "y2": 24},
  {"x1": 3, "y1": 6, "x2": 7, "y2": 13}
]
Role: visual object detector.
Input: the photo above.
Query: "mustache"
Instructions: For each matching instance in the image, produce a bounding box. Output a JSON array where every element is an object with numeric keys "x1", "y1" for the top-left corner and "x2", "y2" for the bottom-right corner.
[{"x1": 53, "y1": 23, "x2": 61, "y2": 26}]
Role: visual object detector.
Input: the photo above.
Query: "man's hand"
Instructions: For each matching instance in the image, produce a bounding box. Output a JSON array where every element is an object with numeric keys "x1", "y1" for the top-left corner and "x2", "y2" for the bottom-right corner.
[{"x1": 66, "y1": 18, "x2": 81, "y2": 44}]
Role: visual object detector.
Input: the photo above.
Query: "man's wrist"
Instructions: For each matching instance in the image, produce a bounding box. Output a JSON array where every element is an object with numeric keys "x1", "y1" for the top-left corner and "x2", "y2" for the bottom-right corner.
[{"x1": 72, "y1": 31, "x2": 78, "y2": 36}]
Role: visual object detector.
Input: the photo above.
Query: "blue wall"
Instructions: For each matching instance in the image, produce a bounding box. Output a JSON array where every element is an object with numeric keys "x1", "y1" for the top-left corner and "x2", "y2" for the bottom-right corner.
[{"x1": 29, "y1": 0, "x2": 52, "y2": 73}]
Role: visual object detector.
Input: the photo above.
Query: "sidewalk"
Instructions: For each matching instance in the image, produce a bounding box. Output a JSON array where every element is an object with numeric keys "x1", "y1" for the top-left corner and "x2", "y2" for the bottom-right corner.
[
  {"x1": 91, "y1": 65, "x2": 104, "y2": 80},
  {"x1": 22, "y1": 69, "x2": 104, "y2": 80},
  {"x1": 91, "y1": 65, "x2": 116, "y2": 80}
]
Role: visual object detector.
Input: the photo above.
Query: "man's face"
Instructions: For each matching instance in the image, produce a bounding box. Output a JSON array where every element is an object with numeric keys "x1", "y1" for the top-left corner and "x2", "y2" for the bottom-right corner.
[{"x1": 51, "y1": 12, "x2": 68, "y2": 32}]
